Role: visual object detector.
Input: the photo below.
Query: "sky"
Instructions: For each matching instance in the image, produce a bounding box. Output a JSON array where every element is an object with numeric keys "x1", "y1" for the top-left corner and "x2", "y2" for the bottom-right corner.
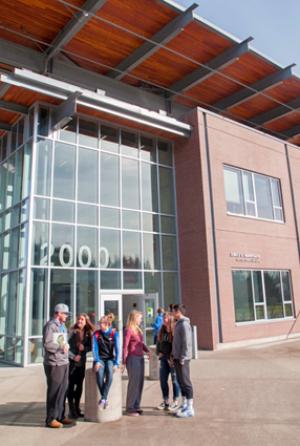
[{"x1": 176, "y1": 0, "x2": 300, "y2": 76}]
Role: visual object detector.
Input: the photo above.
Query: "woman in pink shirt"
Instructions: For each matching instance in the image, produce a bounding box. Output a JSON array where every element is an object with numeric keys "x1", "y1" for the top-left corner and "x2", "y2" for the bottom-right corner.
[{"x1": 122, "y1": 310, "x2": 149, "y2": 416}]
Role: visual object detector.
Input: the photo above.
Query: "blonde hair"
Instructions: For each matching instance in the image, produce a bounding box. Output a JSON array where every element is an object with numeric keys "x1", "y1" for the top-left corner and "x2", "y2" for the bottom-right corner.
[
  {"x1": 126, "y1": 310, "x2": 143, "y2": 333},
  {"x1": 99, "y1": 315, "x2": 109, "y2": 325}
]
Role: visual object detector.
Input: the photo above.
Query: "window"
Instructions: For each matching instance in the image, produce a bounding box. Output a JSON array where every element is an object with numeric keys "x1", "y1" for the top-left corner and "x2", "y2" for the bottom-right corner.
[
  {"x1": 232, "y1": 270, "x2": 293, "y2": 323},
  {"x1": 224, "y1": 166, "x2": 283, "y2": 222}
]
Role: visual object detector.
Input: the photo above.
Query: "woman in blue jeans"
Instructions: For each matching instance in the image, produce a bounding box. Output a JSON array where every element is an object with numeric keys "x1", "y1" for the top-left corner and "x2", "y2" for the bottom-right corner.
[
  {"x1": 93, "y1": 316, "x2": 119, "y2": 409},
  {"x1": 156, "y1": 312, "x2": 180, "y2": 411}
]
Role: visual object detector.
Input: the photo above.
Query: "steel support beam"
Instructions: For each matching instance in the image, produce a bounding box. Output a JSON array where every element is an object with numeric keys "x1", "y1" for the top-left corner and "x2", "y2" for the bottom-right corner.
[
  {"x1": 250, "y1": 96, "x2": 300, "y2": 127},
  {"x1": 51, "y1": 92, "x2": 81, "y2": 130},
  {"x1": 167, "y1": 37, "x2": 253, "y2": 97},
  {"x1": 0, "y1": 39, "x2": 188, "y2": 118},
  {"x1": 281, "y1": 125, "x2": 300, "y2": 139},
  {"x1": 0, "y1": 69, "x2": 191, "y2": 137},
  {"x1": 107, "y1": 3, "x2": 198, "y2": 80},
  {"x1": 0, "y1": 122, "x2": 12, "y2": 131},
  {"x1": 45, "y1": 0, "x2": 107, "y2": 67},
  {"x1": 213, "y1": 64, "x2": 295, "y2": 111},
  {"x1": 0, "y1": 99, "x2": 28, "y2": 114}
]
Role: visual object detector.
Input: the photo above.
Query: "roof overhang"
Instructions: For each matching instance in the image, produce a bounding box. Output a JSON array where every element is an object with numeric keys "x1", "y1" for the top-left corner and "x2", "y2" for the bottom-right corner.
[{"x1": 0, "y1": 68, "x2": 192, "y2": 137}]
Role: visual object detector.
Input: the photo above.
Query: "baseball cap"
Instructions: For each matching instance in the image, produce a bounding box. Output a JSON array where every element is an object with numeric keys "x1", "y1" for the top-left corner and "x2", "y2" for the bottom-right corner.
[{"x1": 54, "y1": 303, "x2": 70, "y2": 314}]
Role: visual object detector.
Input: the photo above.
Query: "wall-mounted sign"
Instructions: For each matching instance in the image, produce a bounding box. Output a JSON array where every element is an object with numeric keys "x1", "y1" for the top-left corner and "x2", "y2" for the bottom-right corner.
[{"x1": 230, "y1": 252, "x2": 261, "y2": 263}]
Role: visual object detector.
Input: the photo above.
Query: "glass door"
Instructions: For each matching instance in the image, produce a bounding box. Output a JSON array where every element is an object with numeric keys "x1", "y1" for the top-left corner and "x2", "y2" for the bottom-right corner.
[
  {"x1": 144, "y1": 293, "x2": 159, "y2": 346},
  {"x1": 100, "y1": 294, "x2": 122, "y2": 363}
]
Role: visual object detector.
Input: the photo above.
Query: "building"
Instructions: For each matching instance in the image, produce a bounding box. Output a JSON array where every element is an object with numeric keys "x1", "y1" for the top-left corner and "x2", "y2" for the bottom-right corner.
[{"x1": 0, "y1": 0, "x2": 300, "y2": 365}]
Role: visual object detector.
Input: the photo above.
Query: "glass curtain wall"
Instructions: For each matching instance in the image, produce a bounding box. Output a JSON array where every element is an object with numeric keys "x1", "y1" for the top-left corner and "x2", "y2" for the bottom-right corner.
[
  {"x1": 0, "y1": 111, "x2": 32, "y2": 364},
  {"x1": 28, "y1": 105, "x2": 179, "y2": 364}
]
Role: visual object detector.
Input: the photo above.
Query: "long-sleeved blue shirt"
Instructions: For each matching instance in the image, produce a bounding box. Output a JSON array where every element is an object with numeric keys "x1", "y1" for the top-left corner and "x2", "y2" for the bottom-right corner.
[{"x1": 93, "y1": 328, "x2": 120, "y2": 366}]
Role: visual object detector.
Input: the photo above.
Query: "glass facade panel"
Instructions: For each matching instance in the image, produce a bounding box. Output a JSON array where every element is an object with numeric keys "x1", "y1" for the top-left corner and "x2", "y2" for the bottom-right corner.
[
  {"x1": 59, "y1": 118, "x2": 77, "y2": 144},
  {"x1": 100, "y1": 153, "x2": 119, "y2": 206},
  {"x1": 282, "y1": 271, "x2": 292, "y2": 302},
  {"x1": 33, "y1": 222, "x2": 49, "y2": 266},
  {"x1": 76, "y1": 270, "x2": 97, "y2": 323},
  {"x1": 163, "y1": 272, "x2": 179, "y2": 308},
  {"x1": 52, "y1": 200, "x2": 75, "y2": 223},
  {"x1": 161, "y1": 215, "x2": 176, "y2": 234},
  {"x1": 162, "y1": 236, "x2": 177, "y2": 270},
  {"x1": 253, "y1": 271, "x2": 263, "y2": 303},
  {"x1": 30, "y1": 269, "x2": 47, "y2": 336},
  {"x1": 78, "y1": 203, "x2": 98, "y2": 226},
  {"x1": 144, "y1": 272, "x2": 161, "y2": 294},
  {"x1": 143, "y1": 233, "x2": 160, "y2": 270},
  {"x1": 79, "y1": 118, "x2": 98, "y2": 148},
  {"x1": 78, "y1": 147, "x2": 98, "y2": 203},
  {"x1": 123, "y1": 271, "x2": 142, "y2": 289},
  {"x1": 35, "y1": 139, "x2": 52, "y2": 196},
  {"x1": 122, "y1": 158, "x2": 139, "y2": 209},
  {"x1": 100, "y1": 125, "x2": 119, "y2": 153},
  {"x1": 232, "y1": 271, "x2": 254, "y2": 322},
  {"x1": 53, "y1": 142, "x2": 76, "y2": 200},
  {"x1": 158, "y1": 141, "x2": 172, "y2": 166},
  {"x1": 121, "y1": 130, "x2": 138, "y2": 157},
  {"x1": 34, "y1": 197, "x2": 50, "y2": 220},
  {"x1": 101, "y1": 207, "x2": 120, "y2": 228},
  {"x1": 51, "y1": 223, "x2": 74, "y2": 267},
  {"x1": 140, "y1": 136, "x2": 156, "y2": 162},
  {"x1": 159, "y1": 167, "x2": 175, "y2": 214},
  {"x1": 101, "y1": 271, "x2": 121, "y2": 289},
  {"x1": 142, "y1": 162, "x2": 158, "y2": 212},
  {"x1": 143, "y1": 213, "x2": 159, "y2": 232},
  {"x1": 123, "y1": 210, "x2": 140, "y2": 230},
  {"x1": 50, "y1": 269, "x2": 74, "y2": 315},
  {"x1": 100, "y1": 229, "x2": 121, "y2": 268},
  {"x1": 77, "y1": 226, "x2": 98, "y2": 268},
  {"x1": 123, "y1": 231, "x2": 141, "y2": 269}
]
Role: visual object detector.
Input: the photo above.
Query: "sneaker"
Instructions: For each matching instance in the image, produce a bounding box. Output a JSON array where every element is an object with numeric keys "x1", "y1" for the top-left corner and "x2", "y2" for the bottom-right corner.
[
  {"x1": 173, "y1": 403, "x2": 188, "y2": 416},
  {"x1": 46, "y1": 419, "x2": 63, "y2": 428},
  {"x1": 175, "y1": 407, "x2": 195, "y2": 418},
  {"x1": 168, "y1": 400, "x2": 179, "y2": 412},
  {"x1": 156, "y1": 401, "x2": 169, "y2": 410},
  {"x1": 104, "y1": 400, "x2": 109, "y2": 410},
  {"x1": 98, "y1": 399, "x2": 106, "y2": 410}
]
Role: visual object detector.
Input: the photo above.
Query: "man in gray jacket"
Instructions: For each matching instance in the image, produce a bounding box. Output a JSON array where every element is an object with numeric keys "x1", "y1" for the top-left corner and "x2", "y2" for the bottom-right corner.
[
  {"x1": 172, "y1": 304, "x2": 195, "y2": 418},
  {"x1": 43, "y1": 303, "x2": 74, "y2": 428}
]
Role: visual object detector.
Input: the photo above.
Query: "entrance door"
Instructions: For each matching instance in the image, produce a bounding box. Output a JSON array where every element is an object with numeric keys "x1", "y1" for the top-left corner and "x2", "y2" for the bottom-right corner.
[
  {"x1": 144, "y1": 293, "x2": 159, "y2": 346},
  {"x1": 100, "y1": 294, "x2": 122, "y2": 363}
]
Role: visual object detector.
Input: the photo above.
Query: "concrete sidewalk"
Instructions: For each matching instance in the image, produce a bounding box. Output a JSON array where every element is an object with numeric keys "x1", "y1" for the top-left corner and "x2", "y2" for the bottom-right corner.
[{"x1": 1, "y1": 339, "x2": 300, "y2": 446}]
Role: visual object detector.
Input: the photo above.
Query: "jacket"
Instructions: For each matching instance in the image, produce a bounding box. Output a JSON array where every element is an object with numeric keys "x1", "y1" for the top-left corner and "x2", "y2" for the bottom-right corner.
[
  {"x1": 68, "y1": 327, "x2": 92, "y2": 367},
  {"x1": 152, "y1": 314, "x2": 164, "y2": 337},
  {"x1": 93, "y1": 328, "x2": 120, "y2": 366},
  {"x1": 172, "y1": 316, "x2": 192, "y2": 361},
  {"x1": 43, "y1": 319, "x2": 69, "y2": 366}
]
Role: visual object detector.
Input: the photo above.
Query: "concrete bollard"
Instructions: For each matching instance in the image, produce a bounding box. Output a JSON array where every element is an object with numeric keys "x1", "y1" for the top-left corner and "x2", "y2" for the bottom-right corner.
[
  {"x1": 148, "y1": 346, "x2": 159, "y2": 380},
  {"x1": 84, "y1": 366, "x2": 122, "y2": 422}
]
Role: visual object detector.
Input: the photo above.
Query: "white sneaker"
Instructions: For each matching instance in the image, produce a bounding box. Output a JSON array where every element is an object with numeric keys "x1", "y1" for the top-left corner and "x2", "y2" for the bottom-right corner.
[
  {"x1": 98, "y1": 399, "x2": 106, "y2": 410},
  {"x1": 104, "y1": 400, "x2": 109, "y2": 410},
  {"x1": 168, "y1": 400, "x2": 179, "y2": 412},
  {"x1": 174, "y1": 403, "x2": 187, "y2": 415},
  {"x1": 175, "y1": 407, "x2": 195, "y2": 418}
]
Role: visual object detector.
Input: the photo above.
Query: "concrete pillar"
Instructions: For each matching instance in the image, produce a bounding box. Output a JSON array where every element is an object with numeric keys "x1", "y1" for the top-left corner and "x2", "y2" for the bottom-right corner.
[
  {"x1": 84, "y1": 366, "x2": 122, "y2": 422},
  {"x1": 192, "y1": 325, "x2": 198, "y2": 359},
  {"x1": 148, "y1": 346, "x2": 159, "y2": 380}
]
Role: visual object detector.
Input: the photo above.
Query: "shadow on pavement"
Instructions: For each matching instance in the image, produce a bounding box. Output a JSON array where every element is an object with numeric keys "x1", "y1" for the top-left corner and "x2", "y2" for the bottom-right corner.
[{"x1": 0, "y1": 402, "x2": 45, "y2": 427}]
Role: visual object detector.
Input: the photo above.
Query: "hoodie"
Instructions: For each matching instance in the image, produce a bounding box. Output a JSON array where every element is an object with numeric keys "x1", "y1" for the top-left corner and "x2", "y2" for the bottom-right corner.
[{"x1": 172, "y1": 316, "x2": 192, "y2": 361}]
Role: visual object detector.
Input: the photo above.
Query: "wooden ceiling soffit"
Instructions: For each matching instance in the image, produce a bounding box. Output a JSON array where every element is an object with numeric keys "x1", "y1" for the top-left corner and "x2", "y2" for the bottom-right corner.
[
  {"x1": 0, "y1": 68, "x2": 191, "y2": 137},
  {"x1": 107, "y1": 3, "x2": 198, "y2": 80},
  {"x1": 0, "y1": 99, "x2": 28, "y2": 115},
  {"x1": 281, "y1": 124, "x2": 300, "y2": 140},
  {"x1": 167, "y1": 36, "x2": 253, "y2": 98},
  {"x1": 44, "y1": 0, "x2": 108, "y2": 71},
  {"x1": 250, "y1": 96, "x2": 300, "y2": 127},
  {"x1": 213, "y1": 64, "x2": 295, "y2": 111}
]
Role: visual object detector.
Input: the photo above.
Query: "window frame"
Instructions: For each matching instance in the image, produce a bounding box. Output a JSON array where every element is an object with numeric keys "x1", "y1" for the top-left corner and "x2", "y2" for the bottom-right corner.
[{"x1": 224, "y1": 165, "x2": 284, "y2": 223}]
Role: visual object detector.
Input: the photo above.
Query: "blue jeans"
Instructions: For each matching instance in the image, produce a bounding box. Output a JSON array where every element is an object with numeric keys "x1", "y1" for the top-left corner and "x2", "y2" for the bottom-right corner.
[
  {"x1": 96, "y1": 359, "x2": 114, "y2": 400},
  {"x1": 159, "y1": 357, "x2": 180, "y2": 401}
]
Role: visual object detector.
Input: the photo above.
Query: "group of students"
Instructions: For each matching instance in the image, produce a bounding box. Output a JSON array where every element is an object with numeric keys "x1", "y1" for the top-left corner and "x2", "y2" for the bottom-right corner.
[{"x1": 42, "y1": 302, "x2": 194, "y2": 428}]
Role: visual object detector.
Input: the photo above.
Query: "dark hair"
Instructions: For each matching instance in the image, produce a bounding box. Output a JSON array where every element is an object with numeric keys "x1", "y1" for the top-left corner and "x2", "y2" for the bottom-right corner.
[
  {"x1": 157, "y1": 307, "x2": 164, "y2": 314},
  {"x1": 173, "y1": 304, "x2": 187, "y2": 315},
  {"x1": 72, "y1": 313, "x2": 95, "y2": 338}
]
